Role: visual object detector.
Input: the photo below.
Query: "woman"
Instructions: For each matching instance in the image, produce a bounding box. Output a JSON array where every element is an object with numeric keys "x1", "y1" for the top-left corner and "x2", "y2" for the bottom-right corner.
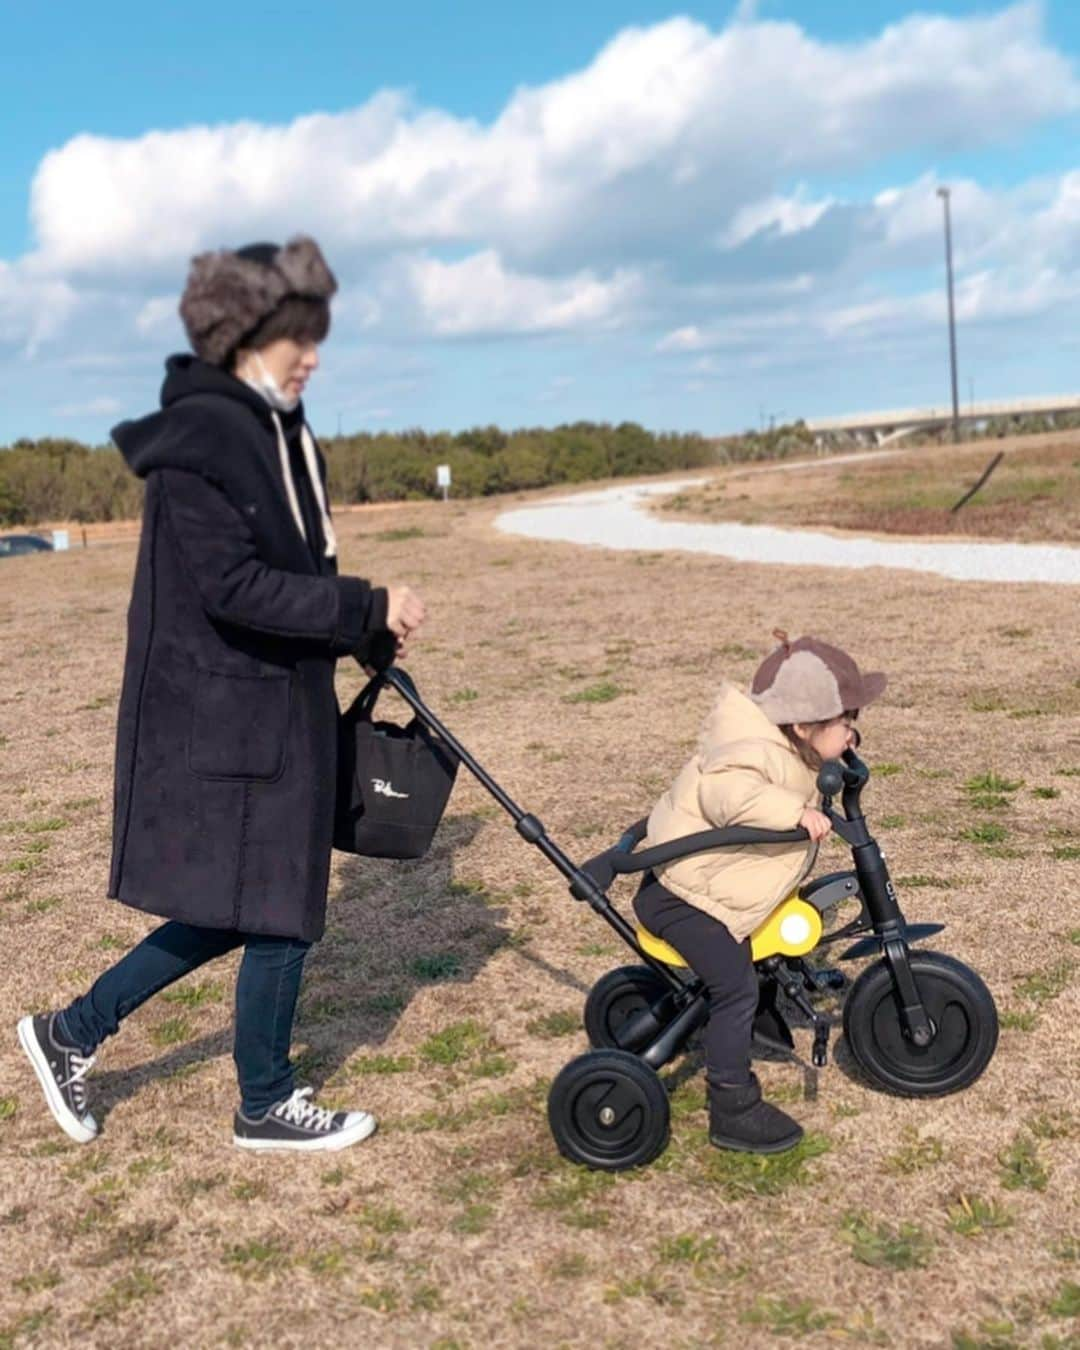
[{"x1": 18, "y1": 236, "x2": 424, "y2": 1152}]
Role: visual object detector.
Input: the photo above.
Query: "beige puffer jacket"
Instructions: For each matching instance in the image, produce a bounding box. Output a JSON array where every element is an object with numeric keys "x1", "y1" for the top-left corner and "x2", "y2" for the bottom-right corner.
[{"x1": 644, "y1": 681, "x2": 820, "y2": 941}]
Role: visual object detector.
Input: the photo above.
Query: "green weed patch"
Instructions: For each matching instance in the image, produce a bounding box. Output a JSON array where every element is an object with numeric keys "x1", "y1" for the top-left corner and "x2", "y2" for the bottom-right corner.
[
  {"x1": 840, "y1": 1213, "x2": 934, "y2": 1269},
  {"x1": 999, "y1": 1135, "x2": 1049, "y2": 1191},
  {"x1": 563, "y1": 682, "x2": 625, "y2": 704},
  {"x1": 947, "y1": 1193, "x2": 1014, "y2": 1237}
]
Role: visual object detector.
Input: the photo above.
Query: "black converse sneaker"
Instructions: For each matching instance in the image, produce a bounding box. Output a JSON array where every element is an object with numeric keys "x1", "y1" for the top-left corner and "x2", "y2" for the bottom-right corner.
[
  {"x1": 17, "y1": 1013, "x2": 99, "y2": 1144},
  {"x1": 233, "y1": 1087, "x2": 376, "y2": 1152}
]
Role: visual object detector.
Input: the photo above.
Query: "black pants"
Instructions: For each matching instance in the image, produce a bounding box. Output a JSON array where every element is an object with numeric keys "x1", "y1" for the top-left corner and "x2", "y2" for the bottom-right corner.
[
  {"x1": 57, "y1": 921, "x2": 311, "y2": 1118},
  {"x1": 633, "y1": 872, "x2": 757, "y2": 1089}
]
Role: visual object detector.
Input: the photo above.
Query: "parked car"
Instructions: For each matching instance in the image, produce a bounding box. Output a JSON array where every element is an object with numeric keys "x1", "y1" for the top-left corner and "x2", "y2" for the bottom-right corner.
[{"x1": 0, "y1": 534, "x2": 54, "y2": 558}]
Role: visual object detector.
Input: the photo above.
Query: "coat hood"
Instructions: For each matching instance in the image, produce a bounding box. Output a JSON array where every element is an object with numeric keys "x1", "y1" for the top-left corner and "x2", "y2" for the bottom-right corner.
[
  {"x1": 698, "y1": 680, "x2": 796, "y2": 773},
  {"x1": 111, "y1": 354, "x2": 304, "y2": 478}
]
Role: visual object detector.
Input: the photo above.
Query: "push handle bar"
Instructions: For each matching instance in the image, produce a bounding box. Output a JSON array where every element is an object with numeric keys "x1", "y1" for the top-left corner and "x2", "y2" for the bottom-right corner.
[
  {"x1": 608, "y1": 823, "x2": 811, "y2": 876},
  {"x1": 626, "y1": 755, "x2": 871, "y2": 873},
  {"x1": 613, "y1": 757, "x2": 872, "y2": 875}
]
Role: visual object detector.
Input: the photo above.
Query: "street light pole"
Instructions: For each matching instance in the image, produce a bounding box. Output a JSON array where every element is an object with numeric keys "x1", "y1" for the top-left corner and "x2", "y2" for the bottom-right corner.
[{"x1": 937, "y1": 185, "x2": 961, "y2": 443}]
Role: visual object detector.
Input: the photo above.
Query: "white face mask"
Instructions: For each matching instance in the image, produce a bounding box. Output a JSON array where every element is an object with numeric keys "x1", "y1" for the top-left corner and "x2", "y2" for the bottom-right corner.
[{"x1": 243, "y1": 352, "x2": 300, "y2": 413}]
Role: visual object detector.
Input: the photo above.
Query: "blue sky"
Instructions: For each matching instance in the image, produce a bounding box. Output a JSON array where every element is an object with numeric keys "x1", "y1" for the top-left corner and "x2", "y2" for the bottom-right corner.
[{"x1": 2, "y1": 1, "x2": 1078, "y2": 442}]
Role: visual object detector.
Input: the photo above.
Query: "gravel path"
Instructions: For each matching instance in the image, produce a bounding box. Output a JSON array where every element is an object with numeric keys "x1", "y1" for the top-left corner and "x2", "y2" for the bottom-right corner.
[{"x1": 495, "y1": 476, "x2": 1080, "y2": 585}]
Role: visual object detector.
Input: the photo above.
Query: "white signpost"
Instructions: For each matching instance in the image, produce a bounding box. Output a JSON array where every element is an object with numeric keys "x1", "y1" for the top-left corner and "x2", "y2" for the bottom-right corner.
[
  {"x1": 436, "y1": 464, "x2": 452, "y2": 502},
  {"x1": 52, "y1": 529, "x2": 70, "y2": 551}
]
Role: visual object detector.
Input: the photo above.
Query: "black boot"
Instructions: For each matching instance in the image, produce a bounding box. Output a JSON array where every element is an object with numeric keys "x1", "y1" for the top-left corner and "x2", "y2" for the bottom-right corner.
[{"x1": 708, "y1": 1073, "x2": 803, "y2": 1154}]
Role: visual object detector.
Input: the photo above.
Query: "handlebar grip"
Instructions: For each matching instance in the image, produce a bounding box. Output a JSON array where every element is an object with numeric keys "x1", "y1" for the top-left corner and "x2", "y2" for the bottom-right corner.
[
  {"x1": 817, "y1": 760, "x2": 845, "y2": 797},
  {"x1": 614, "y1": 819, "x2": 649, "y2": 854},
  {"x1": 353, "y1": 629, "x2": 398, "y2": 674},
  {"x1": 841, "y1": 748, "x2": 870, "y2": 777}
]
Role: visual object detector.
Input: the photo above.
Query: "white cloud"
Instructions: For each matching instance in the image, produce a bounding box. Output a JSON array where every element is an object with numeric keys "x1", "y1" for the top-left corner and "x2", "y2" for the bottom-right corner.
[
  {"x1": 821, "y1": 259, "x2": 1080, "y2": 340},
  {"x1": 135, "y1": 295, "x2": 176, "y2": 333},
  {"x1": 52, "y1": 396, "x2": 123, "y2": 418},
  {"x1": 656, "y1": 325, "x2": 709, "y2": 352},
  {"x1": 733, "y1": 0, "x2": 762, "y2": 22},
  {"x1": 333, "y1": 288, "x2": 383, "y2": 332},
  {"x1": 0, "y1": 261, "x2": 80, "y2": 356},
  {"x1": 16, "y1": 4, "x2": 1076, "y2": 288},
  {"x1": 3, "y1": 4, "x2": 1080, "y2": 435},
  {"x1": 535, "y1": 374, "x2": 577, "y2": 402},
  {"x1": 718, "y1": 191, "x2": 834, "y2": 249},
  {"x1": 403, "y1": 250, "x2": 642, "y2": 336}
]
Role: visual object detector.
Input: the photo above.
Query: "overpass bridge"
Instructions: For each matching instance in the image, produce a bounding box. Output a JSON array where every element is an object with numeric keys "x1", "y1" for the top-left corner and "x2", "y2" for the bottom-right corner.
[{"x1": 805, "y1": 395, "x2": 1080, "y2": 446}]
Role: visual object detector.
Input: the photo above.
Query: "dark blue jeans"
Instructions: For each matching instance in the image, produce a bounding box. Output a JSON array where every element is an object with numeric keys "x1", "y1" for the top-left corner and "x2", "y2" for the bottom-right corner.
[{"x1": 57, "y1": 921, "x2": 311, "y2": 1118}]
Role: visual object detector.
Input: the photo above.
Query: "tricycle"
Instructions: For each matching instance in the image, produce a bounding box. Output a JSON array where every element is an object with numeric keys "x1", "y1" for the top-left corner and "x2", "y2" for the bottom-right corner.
[{"x1": 380, "y1": 668, "x2": 998, "y2": 1172}]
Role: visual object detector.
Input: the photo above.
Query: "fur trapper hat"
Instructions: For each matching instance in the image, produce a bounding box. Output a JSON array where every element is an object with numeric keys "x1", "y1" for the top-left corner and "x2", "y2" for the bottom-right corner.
[
  {"x1": 179, "y1": 235, "x2": 337, "y2": 366},
  {"x1": 750, "y1": 630, "x2": 886, "y2": 725}
]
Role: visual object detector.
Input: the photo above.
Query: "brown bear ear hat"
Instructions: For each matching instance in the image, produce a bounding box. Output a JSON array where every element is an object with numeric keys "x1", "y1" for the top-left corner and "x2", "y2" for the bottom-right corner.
[
  {"x1": 178, "y1": 235, "x2": 337, "y2": 367},
  {"x1": 750, "y1": 629, "x2": 887, "y2": 725}
]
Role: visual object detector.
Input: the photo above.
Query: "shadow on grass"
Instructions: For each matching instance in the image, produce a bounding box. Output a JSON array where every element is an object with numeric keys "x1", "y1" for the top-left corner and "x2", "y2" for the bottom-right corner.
[
  {"x1": 509, "y1": 947, "x2": 591, "y2": 998},
  {"x1": 665, "y1": 1034, "x2": 826, "y2": 1103},
  {"x1": 86, "y1": 812, "x2": 513, "y2": 1120}
]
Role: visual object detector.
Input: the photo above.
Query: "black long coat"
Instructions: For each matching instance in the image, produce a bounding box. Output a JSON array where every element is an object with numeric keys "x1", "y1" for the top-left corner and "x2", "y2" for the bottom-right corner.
[{"x1": 108, "y1": 356, "x2": 388, "y2": 942}]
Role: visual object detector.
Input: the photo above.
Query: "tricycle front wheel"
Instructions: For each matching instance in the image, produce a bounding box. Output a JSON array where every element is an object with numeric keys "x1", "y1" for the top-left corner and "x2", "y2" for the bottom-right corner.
[{"x1": 843, "y1": 950, "x2": 998, "y2": 1096}]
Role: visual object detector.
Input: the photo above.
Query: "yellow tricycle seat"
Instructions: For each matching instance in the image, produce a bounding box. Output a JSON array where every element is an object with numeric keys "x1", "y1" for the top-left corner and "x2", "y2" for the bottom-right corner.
[{"x1": 636, "y1": 895, "x2": 823, "y2": 966}]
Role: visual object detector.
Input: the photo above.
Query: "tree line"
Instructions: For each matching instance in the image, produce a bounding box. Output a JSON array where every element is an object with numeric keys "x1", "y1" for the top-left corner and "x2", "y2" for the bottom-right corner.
[
  {"x1": 3, "y1": 410, "x2": 1071, "y2": 527},
  {"x1": 0, "y1": 421, "x2": 793, "y2": 527}
]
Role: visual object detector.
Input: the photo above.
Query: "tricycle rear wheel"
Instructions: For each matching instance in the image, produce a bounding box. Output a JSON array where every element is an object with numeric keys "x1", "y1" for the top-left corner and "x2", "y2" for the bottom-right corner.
[
  {"x1": 584, "y1": 965, "x2": 675, "y2": 1051},
  {"x1": 843, "y1": 950, "x2": 998, "y2": 1096}
]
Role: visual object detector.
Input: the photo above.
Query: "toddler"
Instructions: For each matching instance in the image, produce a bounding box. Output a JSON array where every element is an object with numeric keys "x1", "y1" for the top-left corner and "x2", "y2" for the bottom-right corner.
[{"x1": 635, "y1": 631, "x2": 886, "y2": 1152}]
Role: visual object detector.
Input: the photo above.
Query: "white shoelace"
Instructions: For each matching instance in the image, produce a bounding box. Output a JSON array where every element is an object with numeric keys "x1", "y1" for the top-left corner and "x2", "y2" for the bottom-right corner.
[
  {"x1": 60, "y1": 1052, "x2": 96, "y2": 1113},
  {"x1": 273, "y1": 1087, "x2": 335, "y2": 1132}
]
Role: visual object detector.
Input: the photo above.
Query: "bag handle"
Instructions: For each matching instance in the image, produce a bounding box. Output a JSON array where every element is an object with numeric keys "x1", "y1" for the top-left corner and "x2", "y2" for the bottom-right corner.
[
  {"x1": 348, "y1": 659, "x2": 420, "y2": 721},
  {"x1": 343, "y1": 665, "x2": 385, "y2": 722}
]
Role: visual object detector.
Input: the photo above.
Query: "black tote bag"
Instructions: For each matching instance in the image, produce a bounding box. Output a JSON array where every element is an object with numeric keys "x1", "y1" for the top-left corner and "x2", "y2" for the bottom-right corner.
[{"x1": 334, "y1": 670, "x2": 459, "y2": 859}]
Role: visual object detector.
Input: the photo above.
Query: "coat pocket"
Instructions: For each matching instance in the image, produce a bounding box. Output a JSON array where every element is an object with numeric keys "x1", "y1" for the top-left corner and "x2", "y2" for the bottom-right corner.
[{"x1": 188, "y1": 668, "x2": 291, "y2": 781}]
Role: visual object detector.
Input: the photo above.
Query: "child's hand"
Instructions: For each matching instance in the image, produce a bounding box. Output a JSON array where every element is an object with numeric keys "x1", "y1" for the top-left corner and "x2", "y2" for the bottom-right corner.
[{"x1": 799, "y1": 808, "x2": 832, "y2": 842}]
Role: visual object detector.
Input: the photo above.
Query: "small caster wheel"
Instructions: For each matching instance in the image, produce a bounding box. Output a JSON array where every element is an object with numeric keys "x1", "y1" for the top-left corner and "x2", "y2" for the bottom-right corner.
[{"x1": 548, "y1": 1049, "x2": 670, "y2": 1171}]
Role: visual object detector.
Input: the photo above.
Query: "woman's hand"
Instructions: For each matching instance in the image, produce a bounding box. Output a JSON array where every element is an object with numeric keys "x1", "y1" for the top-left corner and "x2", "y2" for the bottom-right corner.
[
  {"x1": 386, "y1": 585, "x2": 426, "y2": 657},
  {"x1": 798, "y1": 808, "x2": 832, "y2": 842}
]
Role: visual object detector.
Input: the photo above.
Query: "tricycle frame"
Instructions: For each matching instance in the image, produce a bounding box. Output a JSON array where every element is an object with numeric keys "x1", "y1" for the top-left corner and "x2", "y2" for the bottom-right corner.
[{"x1": 383, "y1": 668, "x2": 940, "y2": 1069}]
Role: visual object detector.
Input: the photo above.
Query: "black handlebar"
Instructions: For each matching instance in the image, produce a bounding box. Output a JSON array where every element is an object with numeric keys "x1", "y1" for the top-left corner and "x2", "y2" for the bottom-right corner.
[
  {"x1": 817, "y1": 753, "x2": 869, "y2": 795},
  {"x1": 817, "y1": 760, "x2": 845, "y2": 797}
]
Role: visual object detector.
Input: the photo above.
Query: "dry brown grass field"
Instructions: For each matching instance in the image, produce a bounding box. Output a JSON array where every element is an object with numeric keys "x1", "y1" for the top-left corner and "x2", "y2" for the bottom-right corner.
[
  {"x1": 1, "y1": 462, "x2": 1078, "y2": 1349},
  {"x1": 660, "y1": 431, "x2": 1080, "y2": 542}
]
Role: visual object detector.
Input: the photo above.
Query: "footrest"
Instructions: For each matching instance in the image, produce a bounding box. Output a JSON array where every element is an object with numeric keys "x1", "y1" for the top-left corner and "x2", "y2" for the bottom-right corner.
[{"x1": 808, "y1": 967, "x2": 848, "y2": 993}]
